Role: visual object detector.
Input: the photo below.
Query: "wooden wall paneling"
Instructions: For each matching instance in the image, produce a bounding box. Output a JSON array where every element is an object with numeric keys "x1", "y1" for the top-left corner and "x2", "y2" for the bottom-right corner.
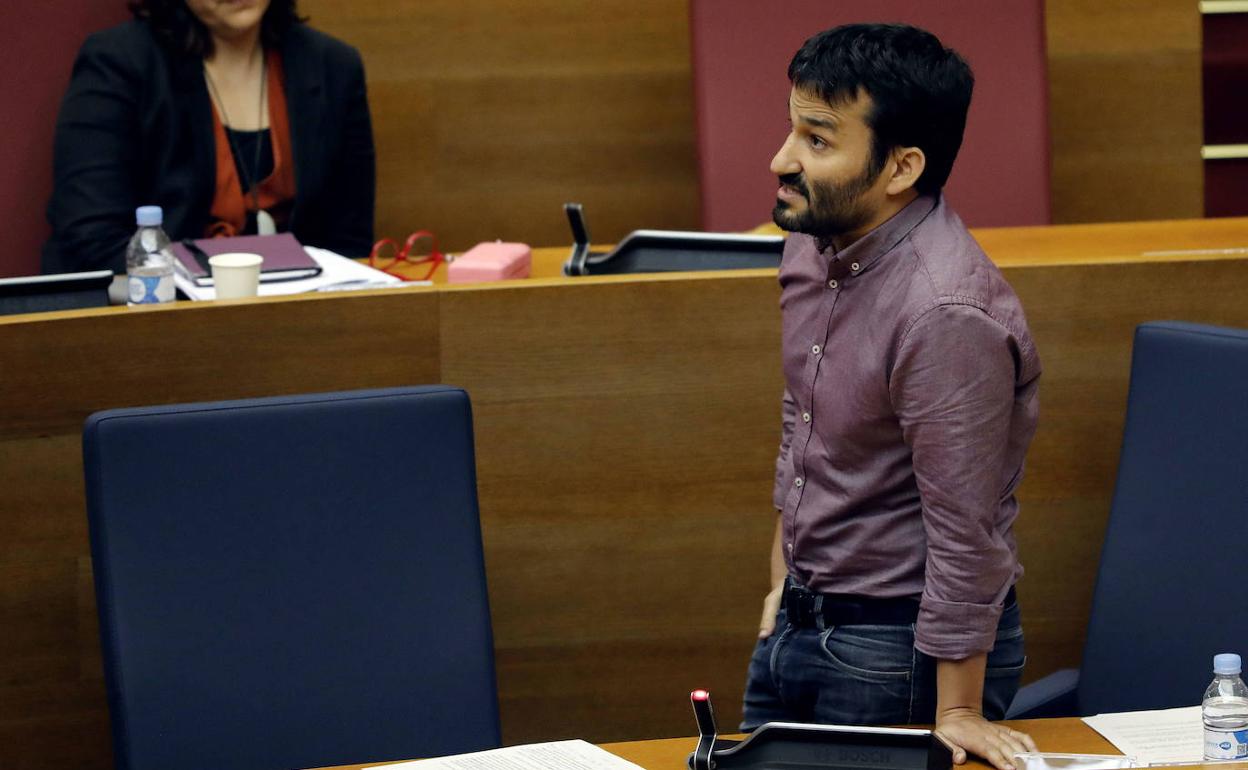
[
  {"x1": 0, "y1": 291, "x2": 441, "y2": 770},
  {"x1": 2, "y1": 0, "x2": 1223, "y2": 272},
  {"x1": 439, "y1": 274, "x2": 785, "y2": 743},
  {"x1": 300, "y1": 0, "x2": 701, "y2": 253},
  {"x1": 1045, "y1": 0, "x2": 1204, "y2": 223}
]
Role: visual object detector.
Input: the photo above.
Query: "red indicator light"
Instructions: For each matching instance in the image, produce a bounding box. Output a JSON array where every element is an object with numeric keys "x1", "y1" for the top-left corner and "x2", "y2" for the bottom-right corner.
[{"x1": 692, "y1": 689, "x2": 709, "y2": 701}]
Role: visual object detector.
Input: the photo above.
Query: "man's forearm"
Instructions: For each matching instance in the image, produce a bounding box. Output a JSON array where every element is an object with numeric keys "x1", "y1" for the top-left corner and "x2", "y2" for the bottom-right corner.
[
  {"x1": 933, "y1": 652, "x2": 1036, "y2": 770},
  {"x1": 757, "y1": 516, "x2": 789, "y2": 638},
  {"x1": 936, "y1": 653, "x2": 988, "y2": 715},
  {"x1": 770, "y1": 515, "x2": 787, "y2": 592}
]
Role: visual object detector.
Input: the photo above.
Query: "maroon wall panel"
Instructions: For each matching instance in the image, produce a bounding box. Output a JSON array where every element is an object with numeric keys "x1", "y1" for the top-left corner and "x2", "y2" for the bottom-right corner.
[
  {"x1": 1202, "y1": 12, "x2": 1248, "y2": 146},
  {"x1": 690, "y1": 0, "x2": 1050, "y2": 231},
  {"x1": 0, "y1": 3, "x2": 127, "y2": 278},
  {"x1": 1205, "y1": 158, "x2": 1248, "y2": 218},
  {"x1": 1202, "y1": 12, "x2": 1248, "y2": 217}
]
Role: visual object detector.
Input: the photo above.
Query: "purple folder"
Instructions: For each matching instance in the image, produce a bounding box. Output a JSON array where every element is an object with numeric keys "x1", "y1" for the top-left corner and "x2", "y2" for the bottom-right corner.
[{"x1": 170, "y1": 233, "x2": 323, "y2": 286}]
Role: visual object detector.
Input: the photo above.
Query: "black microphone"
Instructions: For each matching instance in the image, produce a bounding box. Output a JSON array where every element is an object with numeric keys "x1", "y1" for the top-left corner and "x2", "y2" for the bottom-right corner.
[{"x1": 689, "y1": 689, "x2": 718, "y2": 770}]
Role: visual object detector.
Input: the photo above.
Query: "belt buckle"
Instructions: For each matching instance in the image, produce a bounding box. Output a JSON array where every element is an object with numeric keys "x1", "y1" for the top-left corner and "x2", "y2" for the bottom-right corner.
[
  {"x1": 783, "y1": 584, "x2": 804, "y2": 626},
  {"x1": 785, "y1": 583, "x2": 826, "y2": 630}
]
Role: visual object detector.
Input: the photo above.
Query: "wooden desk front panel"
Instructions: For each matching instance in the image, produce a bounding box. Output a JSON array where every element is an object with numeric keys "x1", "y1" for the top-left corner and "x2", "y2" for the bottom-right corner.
[
  {"x1": 3, "y1": 253, "x2": 1248, "y2": 767},
  {"x1": 0, "y1": 292, "x2": 441, "y2": 770},
  {"x1": 441, "y1": 275, "x2": 783, "y2": 742}
]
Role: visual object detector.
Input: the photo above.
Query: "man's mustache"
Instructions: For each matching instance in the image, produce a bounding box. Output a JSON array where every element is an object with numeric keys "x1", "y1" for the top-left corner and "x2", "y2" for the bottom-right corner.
[{"x1": 778, "y1": 173, "x2": 809, "y2": 198}]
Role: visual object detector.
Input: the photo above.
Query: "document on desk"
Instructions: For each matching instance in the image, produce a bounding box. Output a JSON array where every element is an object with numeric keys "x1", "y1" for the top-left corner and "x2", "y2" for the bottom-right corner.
[
  {"x1": 1082, "y1": 706, "x2": 1203, "y2": 765},
  {"x1": 172, "y1": 246, "x2": 406, "y2": 300},
  {"x1": 376, "y1": 739, "x2": 645, "y2": 769}
]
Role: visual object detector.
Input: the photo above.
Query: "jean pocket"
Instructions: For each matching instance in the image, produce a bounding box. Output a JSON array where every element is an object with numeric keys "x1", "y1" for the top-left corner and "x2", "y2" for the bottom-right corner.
[
  {"x1": 986, "y1": 656, "x2": 1027, "y2": 678},
  {"x1": 987, "y1": 625, "x2": 1026, "y2": 677},
  {"x1": 818, "y1": 625, "x2": 915, "y2": 684}
]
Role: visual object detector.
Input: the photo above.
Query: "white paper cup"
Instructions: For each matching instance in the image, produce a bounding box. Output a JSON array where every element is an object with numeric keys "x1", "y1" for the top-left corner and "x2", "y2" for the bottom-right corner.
[{"x1": 208, "y1": 253, "x2": 264, "y2": 299}]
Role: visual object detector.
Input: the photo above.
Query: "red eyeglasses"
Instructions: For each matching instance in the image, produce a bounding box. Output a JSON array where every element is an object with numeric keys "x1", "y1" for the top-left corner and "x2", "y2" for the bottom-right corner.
[{"x1": 368, "y1": 231, "x2": 446, "y2": 281}]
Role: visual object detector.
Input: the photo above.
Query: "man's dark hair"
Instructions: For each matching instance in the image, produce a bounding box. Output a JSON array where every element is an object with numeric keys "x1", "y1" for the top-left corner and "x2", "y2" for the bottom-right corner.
[
  {"x1": 128, "y1": 0, "x2": 304, "y2": 57},
  {"x1": 788, "y1": 23, "x2": 973, "y2": 195}
]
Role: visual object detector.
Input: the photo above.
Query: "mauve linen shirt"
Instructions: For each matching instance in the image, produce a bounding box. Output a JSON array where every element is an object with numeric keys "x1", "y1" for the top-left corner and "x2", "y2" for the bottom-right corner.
[{"x1": 773, "y1": 194, "x2": 1041, "y2": 660}]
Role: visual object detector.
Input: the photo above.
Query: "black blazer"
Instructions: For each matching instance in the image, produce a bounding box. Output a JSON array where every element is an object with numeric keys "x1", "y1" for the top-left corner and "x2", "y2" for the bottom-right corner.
[{"x1": 42, "y1": 20, "x2": 376, "y2": 274}]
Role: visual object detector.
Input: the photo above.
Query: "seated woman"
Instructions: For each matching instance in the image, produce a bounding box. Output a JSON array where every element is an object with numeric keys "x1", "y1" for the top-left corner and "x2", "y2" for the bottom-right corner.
[{"x1": 42, "y1": 0, "x2": 375, "y2": 274}]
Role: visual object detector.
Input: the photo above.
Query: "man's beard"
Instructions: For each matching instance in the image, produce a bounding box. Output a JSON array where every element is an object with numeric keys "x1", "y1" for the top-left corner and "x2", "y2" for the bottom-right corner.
[{"x1": 771, "y1": 162, "x2": 881, "y2": 244}]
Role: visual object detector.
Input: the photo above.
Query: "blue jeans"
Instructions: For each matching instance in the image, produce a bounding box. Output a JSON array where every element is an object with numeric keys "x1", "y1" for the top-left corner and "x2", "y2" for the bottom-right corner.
[{"x1": 741, "y1": 595, "x2": 1025, "y2": 729}]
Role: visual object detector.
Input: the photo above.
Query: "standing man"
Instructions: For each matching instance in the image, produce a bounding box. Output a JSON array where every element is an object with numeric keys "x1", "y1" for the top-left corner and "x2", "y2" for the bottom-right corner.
[{"x1": 743, "y1": 23, "x2": 1042, "y2": 770}]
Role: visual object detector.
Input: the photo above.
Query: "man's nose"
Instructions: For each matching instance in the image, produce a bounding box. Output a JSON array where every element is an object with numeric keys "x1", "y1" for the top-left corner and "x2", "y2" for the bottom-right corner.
[{"x1": 770, "y1": 135, "x2": 800, "y2": 177}]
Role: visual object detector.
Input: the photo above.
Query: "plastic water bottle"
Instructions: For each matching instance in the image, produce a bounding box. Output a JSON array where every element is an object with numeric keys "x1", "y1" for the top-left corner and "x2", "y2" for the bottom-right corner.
[
  {"x1": 1203, "y1": 653, "x2": 1248, "y2": 760},
  {"x1": 125, "y1": 205, "x2": 175, "y2": 306}
]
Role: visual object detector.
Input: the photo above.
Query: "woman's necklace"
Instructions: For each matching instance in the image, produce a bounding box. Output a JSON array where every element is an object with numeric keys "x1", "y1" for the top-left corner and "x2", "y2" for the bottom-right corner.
[{"x1": 204, "y1": 53, "x2": 276, "y2": 235}]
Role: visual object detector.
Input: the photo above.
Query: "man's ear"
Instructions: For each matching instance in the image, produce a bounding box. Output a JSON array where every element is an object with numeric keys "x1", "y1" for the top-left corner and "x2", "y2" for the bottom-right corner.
[{"x1": 885, "y1": 146, "x2": 926, "y2": 195}]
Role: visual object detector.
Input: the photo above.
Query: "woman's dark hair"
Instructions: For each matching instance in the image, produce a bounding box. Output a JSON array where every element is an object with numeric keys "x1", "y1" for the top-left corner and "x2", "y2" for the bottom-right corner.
[
  {"x1": 128, "y1": 0, "x2": 304, "y2": 57},
  {"x1": 787, "y1": 23, "x2": 974, "y2": 195}
]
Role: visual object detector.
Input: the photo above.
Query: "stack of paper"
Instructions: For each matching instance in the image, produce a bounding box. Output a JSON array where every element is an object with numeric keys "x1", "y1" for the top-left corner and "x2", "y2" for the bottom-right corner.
[
  {"x1": 376, "y1": 740, "x2": 646, "y2": 769},
  {"x1": 1081, "y1": 706, "x2": 1204, "y2": 766}
]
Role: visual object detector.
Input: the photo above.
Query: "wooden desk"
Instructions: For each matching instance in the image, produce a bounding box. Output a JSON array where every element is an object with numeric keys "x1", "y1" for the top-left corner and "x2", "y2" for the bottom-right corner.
[
  {"x1": 3, "y1": 217, "x2": 1248, "y2": 769},
  {"x1": 406, "y1": 214, "x2": 1248, "y2": 284},
  {"x1": 411, "y1": 216, "x2": 1248, "y2": 296},
  {"x1": 318, "y1": 717, "x2": 1120, "y2": 769}
]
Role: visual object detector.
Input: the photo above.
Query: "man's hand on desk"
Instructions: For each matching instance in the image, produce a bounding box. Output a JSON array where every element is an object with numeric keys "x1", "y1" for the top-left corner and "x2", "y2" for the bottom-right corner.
[{"x1": 935, "y1": 708, "x2": 1037, "y2": 770}]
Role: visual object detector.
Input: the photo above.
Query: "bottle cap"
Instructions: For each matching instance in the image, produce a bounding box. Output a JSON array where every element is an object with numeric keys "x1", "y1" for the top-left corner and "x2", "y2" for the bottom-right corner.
[
  {"x1": 135, "y1": 205, "x2": 163, "y2": 227},
  {"x1": 1214, "y1": 653, "x2": 1241, "y2": 675}
]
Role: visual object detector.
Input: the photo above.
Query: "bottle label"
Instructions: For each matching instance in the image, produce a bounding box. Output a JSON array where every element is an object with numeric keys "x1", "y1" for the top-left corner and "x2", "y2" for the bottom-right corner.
[
  {"x1": 1204, "y1": 726, "x2": 1248, "y2": 759},
  {"x1": 128, "y1": 273, "x2": 174, "y2": 304}
]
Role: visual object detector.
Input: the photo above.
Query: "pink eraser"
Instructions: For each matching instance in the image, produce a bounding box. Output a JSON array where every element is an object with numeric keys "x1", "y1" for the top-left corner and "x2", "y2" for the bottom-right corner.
[{"x1": 447, "y1": 241, "x2": 532, "y2": 283}]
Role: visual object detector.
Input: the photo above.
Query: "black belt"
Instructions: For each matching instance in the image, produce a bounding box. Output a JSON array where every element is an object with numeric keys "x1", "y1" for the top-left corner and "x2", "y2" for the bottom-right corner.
[{"x1": 783, "y1": 580, "x2": 1017, "y2": 629}]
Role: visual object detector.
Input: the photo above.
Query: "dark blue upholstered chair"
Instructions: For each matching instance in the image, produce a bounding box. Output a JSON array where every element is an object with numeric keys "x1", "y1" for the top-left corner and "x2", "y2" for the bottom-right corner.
[
  {"x1": 1008, "y1": 322, "x2": 1248, "y2": 718},
  {"x1": 83, "y1": 387, "x2": 500, "y2": 770}
]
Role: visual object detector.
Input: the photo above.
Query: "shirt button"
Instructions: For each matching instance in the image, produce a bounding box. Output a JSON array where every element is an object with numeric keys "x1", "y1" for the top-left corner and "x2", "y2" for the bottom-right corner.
[
  {"x1": 827, "y1": 279, "x2": 838, "y2": 289},
  {"x1": 787, "y1": 542, "x2": 794, "y2": 552},
  {"x1": 850, "y1": 262, "x2": 861, "y2": 272},
  {"x1": 802, "y1": 412, "x2": 811, "y2": 423},
  {"x1": 794, "y1": 477, "x2": 803, "y2": 488},
  {"x1": 811, "y1": 344, "x2": 821, "y2": 356}
]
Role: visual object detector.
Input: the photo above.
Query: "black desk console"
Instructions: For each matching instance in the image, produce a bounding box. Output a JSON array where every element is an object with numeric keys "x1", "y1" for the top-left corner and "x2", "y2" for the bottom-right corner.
[{"x1": 687, "y1": 690, "x2": 953, "y2": 770}]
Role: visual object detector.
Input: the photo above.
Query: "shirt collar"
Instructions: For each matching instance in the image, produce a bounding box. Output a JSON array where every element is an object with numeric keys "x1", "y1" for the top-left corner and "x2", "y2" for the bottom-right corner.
[{"x1": 824, "y1": 193, "x2": 940, "y2": 280}]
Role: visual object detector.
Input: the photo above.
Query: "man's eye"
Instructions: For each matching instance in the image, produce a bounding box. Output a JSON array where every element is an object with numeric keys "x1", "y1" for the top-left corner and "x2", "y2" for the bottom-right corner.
[{"x1": 808, "y1": 135, "x2": 827, "y2": 149}]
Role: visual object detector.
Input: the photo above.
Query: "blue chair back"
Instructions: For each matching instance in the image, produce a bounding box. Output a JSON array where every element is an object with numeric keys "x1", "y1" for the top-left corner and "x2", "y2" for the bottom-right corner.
[
  {"x1": 1078, "y1": 322, "x2": 1248, "y2": 714},
  {"x1": 83, "y1": 386, "x2": 500, "y2": 770}
]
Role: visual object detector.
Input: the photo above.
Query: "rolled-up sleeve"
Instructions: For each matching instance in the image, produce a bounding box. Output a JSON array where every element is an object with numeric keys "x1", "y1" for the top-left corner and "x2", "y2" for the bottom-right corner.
[{"x1": 890, "y1": 303, "x2": 1018, "y2": 659}]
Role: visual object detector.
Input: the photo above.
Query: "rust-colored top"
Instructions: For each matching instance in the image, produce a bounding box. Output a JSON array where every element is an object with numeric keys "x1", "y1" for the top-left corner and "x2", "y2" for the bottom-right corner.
[{"x1": 207, "y1": 50, "x2": 296, "y2": 238}]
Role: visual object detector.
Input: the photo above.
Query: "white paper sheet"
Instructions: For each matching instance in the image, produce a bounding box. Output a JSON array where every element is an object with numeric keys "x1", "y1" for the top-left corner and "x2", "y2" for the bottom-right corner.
[
  {"x1": 1014, "y1": 752, "x2": 1134, "y2": 770},
  {"x1": 173, "y1": 246, "x2": 408, "y2": 300},
  {"x1": 374, "y1": 739, "x2": 646, "y2": 769},
  {"x1": 1082, "y1": 706, "x2": 1204, "y2": 766}
]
